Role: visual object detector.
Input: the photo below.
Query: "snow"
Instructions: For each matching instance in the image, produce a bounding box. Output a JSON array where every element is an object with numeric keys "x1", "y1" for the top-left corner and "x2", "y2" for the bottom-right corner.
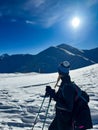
[
  {"x1": 59, "y1": 47, "x2": 75, "y2": 56},
  {"x1": 0, "y1": 64, "x2": 98, "y2": 130}
]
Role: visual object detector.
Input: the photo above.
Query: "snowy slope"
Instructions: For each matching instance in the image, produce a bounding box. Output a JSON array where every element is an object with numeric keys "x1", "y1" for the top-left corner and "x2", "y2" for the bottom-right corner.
[{"x1": 0, "y1": 64, "x2": 98, "y2": 130}]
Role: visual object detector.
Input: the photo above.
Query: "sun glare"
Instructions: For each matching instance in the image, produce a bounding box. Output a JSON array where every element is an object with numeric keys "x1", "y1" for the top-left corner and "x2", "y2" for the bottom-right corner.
[{"x1": 71, "y1": 17, "x2": 80, "y2": 28}]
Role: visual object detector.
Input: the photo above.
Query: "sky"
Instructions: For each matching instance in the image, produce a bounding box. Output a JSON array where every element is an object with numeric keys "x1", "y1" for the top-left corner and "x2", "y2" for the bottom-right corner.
[{"x1": 0, "y1": 0, "x2": 98, "y2": 55}]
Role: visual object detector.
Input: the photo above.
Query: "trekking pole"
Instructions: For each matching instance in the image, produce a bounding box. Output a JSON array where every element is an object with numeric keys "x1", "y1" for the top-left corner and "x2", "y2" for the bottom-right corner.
[
  {"x1": 54, "y1": 75, "x2": 60, "y2": 88},
  {"x1": 42, "y1": 97, "x2": 52, "y2": 130},
  {"x1": 31, "y1": 94, "x2": 47, "y2": 130}
]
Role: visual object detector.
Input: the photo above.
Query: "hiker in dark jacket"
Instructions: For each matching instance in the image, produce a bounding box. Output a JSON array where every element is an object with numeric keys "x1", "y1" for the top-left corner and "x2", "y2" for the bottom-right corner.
[
  {"x1": 46, "y1": 61, "x2": 93, "y2": 130},
  {"x1": 46, "y1": 61, "x2": 75, "y2": 130}
]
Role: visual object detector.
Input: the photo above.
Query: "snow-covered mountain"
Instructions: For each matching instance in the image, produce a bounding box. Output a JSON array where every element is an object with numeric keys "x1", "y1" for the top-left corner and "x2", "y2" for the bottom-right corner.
[
  {"x1": 0, "y1": 44, "x2": 98, "y2": 73},
  {"x1": 0, "y1": 64, "x2": 98, "y2": 130},
  {"x1": 57, "y1": 43, "x2": 84, "y2": 55},
  {"x1": 83, "y1": 47, "x2": 98, "y2": 63}
]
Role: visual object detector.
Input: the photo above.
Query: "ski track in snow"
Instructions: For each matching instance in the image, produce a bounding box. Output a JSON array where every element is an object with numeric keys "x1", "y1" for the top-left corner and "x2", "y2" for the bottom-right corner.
[{"x1": 0, "y1": 64, "x2": 98, "y2": 130}]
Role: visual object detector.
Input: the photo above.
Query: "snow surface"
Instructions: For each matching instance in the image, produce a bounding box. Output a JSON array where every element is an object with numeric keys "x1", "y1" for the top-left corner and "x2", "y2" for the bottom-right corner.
[{"x1": 0, "y1": 64, "x2": 98, "y2": 130}]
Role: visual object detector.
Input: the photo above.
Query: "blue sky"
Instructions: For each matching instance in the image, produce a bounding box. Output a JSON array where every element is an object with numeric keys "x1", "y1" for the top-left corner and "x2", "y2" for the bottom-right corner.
[{"x1": 0, "y1": 0, "x2": 98, "y2": 55}]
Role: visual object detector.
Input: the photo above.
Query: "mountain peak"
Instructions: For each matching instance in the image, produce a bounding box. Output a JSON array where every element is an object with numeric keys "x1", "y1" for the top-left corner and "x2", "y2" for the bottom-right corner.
[{"x1": 57, "y1": 43, "x2": 84, "y2": 55}]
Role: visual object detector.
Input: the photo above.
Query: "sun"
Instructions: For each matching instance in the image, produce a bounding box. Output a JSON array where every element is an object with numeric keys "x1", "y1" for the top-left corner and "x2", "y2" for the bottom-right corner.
[{"x1": 71, "y1": 17, "x2": 80, "y2": 28}]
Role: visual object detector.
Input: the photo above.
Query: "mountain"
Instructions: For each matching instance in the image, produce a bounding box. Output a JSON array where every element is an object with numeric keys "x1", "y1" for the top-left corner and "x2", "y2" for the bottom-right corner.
[
  {"x1": 83, "y1": 47, "x2": 98, "y2": 63},
  {"x1": 57, "y1": 44, "x2": 84, "y2": 55},
  {"x1": 0, "y1": 44, "x2": 97, "y2": 73},
  {"x1": 0, "y1": 54, "x2": 34, "y2": 73}
]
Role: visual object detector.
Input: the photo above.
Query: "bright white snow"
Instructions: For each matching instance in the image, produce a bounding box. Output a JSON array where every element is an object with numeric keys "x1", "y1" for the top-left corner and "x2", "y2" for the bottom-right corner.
[{"x1": 0, "y1": 64, "x2": 98, "y2": 130}]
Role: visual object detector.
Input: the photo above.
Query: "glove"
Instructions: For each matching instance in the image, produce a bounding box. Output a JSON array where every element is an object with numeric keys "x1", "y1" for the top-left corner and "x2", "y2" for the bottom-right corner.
[
  {"x1": 46, "y1": 86, "x2": 51, "y2": 93},
  {"x1": 45, "y1": 86, "x2": 55, "y2": 99},
  {"x1": 45, "y1": 86, "x2": 51, "y2": 97}
]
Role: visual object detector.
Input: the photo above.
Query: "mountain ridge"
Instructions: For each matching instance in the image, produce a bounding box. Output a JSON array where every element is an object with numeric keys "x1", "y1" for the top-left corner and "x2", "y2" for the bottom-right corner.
[{"x1": 0, "y1": 44, "x2": 97, "y2": 73}]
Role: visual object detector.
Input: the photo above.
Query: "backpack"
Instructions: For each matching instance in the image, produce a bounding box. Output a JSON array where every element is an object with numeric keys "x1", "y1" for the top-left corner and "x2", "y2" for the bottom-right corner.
[
  {"x1": 80, "y1": 90, "x2": 89, "y2": 103},
  {"x1": 74, "y1": 83, "x2": 89, "y2": 103},
  {"x1": 72, "y1": 83, "x2": 93, "y2": 129}
]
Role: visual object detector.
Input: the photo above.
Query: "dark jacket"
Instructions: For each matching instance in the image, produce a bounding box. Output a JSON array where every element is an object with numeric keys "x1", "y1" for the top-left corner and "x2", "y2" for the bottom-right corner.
[
  {"x1": 55, "y1": 81, "x2": 76, "y2": 112},
  {"x1": 49, "y1": 75, "x2": 75, "y2": 130}
]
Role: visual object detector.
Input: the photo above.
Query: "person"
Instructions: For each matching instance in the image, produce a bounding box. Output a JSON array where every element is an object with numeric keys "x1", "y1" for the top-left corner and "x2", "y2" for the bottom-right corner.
[{"x1": 46, "y1": 61, "x2": 93, "y2": 130}]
